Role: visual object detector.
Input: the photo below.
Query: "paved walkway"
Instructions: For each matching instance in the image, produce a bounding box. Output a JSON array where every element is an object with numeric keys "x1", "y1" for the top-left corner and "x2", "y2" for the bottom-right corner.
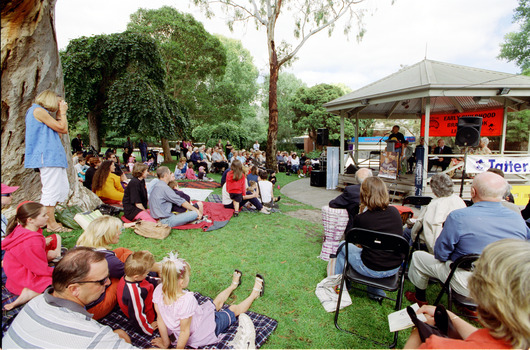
[{"x1": 281, "y1": 177, "x2": 340, "y2": 209}]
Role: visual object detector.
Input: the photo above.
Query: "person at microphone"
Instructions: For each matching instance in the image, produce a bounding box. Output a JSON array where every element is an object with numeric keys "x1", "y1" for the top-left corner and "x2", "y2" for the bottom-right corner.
[{"x1": 387, "y1": 125, "x2": 406, "y2": 172}]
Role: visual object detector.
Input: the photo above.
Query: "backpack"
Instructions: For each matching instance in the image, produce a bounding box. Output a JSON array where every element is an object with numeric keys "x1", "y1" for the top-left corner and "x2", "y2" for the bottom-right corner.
[{"x1": 134, "y1": 220, "x2": 171, "y2": 240}]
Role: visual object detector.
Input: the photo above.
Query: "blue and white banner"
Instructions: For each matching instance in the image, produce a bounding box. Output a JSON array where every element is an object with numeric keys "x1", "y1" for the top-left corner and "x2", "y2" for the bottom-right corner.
[{"x1": 466, "y1": 155, "x2": 530, "y2": 174}]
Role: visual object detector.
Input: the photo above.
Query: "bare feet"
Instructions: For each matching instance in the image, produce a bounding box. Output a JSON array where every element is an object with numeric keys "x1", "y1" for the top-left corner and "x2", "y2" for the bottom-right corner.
[
  {"x1": 123, "y1": 222, "x2": 136, "y2": 229},
  {"x1": 4, "y1": 288, "x2": 40, "y2": 310}
]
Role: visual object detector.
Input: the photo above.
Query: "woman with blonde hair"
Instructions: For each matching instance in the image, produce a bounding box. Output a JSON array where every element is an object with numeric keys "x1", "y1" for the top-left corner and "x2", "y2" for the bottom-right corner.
[
  {"x1": 405, "y1": 239, "x2": 530, "y2": 349},
  {"x1": 334, "y1": 176, "x2": 404, "y2": 300},
  {"x1": 24, "y1": 90, "x2": 71, "y2": 232},
  {"x1": 92, "y1": 160, "x2": 124, "y2": 203},
  {"x1": 76, "y1": 215, "x2": 133, "y2": 319}
]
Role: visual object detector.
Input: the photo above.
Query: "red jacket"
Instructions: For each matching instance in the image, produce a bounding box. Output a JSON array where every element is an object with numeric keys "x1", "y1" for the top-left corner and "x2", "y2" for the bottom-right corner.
[
  {"x1": 226, "y1": 171, "x2": 246, "y2": 195},
  {"x1": 1, "y1": 225, "x2": 53, "y2": 295}
]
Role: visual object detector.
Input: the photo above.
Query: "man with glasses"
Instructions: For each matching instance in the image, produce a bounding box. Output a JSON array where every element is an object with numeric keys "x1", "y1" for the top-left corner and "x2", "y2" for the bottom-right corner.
[{"x1": 3, "y1": 247, "x2": 137, "y2": 348}]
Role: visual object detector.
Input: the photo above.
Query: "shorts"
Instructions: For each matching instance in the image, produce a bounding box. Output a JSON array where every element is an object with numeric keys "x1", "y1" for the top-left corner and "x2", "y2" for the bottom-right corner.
[
  {"x1": 229, "y1": 193, "x2": 243, "y2": 203},
  {"x1": 40, "y1": 167, "x2": 69, "y2": 206},
  {"x1": 214, "y1": 308, "x2": 236, "y2": 336}
]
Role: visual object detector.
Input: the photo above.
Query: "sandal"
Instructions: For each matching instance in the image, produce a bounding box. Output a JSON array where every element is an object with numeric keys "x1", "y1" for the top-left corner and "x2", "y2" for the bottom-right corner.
[
  {"x1": 233, "y1": 211, "x2": 239, "y2": 217},
  {"x1": 46, "y1": 225, "x2": 72, "y2": 233},
  {"x1": 254, "y1": 274, "x2": 265, "y2": 297},
  {"x1": 233, "y1": 269, "x2": 242, "y2": 287}
]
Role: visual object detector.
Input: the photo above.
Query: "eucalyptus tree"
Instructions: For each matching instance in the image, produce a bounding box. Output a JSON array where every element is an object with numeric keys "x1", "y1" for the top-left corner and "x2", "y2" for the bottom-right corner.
[{"x1": 192, "y1": 0, "x2": 366, "y2": 169}]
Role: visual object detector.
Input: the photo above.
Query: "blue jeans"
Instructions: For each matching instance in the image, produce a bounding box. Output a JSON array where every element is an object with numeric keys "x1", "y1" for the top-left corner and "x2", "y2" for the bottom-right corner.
[
  {"x1": 403, "y1": 227, "x2": 413, "y2": 245},
  {"x1": 160, "y1": 210, "x2": 198, "y2": 227},
  {"x1": 335, "y1": 242, "x2": 400, "y2": 298}
]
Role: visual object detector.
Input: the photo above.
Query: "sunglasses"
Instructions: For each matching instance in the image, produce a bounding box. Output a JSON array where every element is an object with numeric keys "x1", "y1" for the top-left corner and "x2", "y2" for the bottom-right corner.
[
  {"x1": 74, "y1": 275, "x2": 110, "y2": 286},
  {"x1": 1, "y1": 193, "x2": 12, "y2": 197}
]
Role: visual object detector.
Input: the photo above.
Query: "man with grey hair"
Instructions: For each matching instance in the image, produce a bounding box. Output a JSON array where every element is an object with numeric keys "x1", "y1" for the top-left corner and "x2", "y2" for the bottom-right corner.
[
  {"x1": 403, "y1": 173, "x2": 466, "y2": 252},
  {"x1": 149, "y1": 166, "x2": 202, "y2": 227},
  {"x1": 329, "y1": 168, "x2": 373, "y2": 233},
  {"x1": 406, "y1": 171, "x2": 530, "y2": 311}
]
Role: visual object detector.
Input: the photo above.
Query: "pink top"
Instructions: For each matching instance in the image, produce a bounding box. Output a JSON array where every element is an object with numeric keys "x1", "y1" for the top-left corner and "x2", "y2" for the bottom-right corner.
[
  {"x1": 152, "y1": 287, "x2": 219, "y2": 348},
  {"x1": 185, "y1": 168, "x2": 197, "y2": 180}
]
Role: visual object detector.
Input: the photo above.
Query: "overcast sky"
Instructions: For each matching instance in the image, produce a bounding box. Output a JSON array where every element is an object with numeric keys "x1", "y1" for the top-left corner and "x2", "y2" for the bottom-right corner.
[{"x1": 55, "y1": 0, "x2": 521, "y2": 91}]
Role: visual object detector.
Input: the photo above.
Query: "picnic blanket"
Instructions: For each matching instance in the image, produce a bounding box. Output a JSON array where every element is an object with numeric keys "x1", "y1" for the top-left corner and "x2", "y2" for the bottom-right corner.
[
  {"x1": 178, "y1": 181, "x2": 222, "y2": 189},
  {"x1": 2, "y1": 288, "x2": 278, "y2": 348},
  {"x1": 180, "y1": 188, "x2": 213, "y2": 201},
  {"x1": 98, "y1": 292, "x2": 277, "y2": 349},
  {"x1": 122, "y1": 202, "x2": 234, "y2": 232}
]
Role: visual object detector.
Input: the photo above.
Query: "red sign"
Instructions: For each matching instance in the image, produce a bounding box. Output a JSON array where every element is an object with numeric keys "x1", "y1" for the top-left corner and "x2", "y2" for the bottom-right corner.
[{"x1": 420, "y1": 108, "x2": 503, "y2": 137}]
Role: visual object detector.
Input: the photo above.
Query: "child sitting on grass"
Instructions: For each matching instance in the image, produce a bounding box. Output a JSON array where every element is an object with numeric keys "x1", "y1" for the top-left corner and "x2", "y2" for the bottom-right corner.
[
  {"x1": 117, "y1": 250, "x2": 160, "y2": 336},
  {"x1": 258, "y1": 170, "x2": 281, "y2": 207},
  {"x1": 174, "y1": 159, "x2": 187, "y2": 180},
  {"x1": 185, "y1": 162, "x2": 198, "y2": 180},
  {"x1": 167, "y1": 181, "x2": 204, "y2": 217},
  {"x1": 2, "y1": 201, "x2": 62, "y2": 310},
  {"x1": 151, "y1": 252, "x2": 264, "y2": 349}
]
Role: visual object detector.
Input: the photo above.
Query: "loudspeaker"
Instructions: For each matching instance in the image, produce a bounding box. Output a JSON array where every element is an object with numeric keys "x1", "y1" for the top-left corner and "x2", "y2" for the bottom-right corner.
[
  {"x1": 316, "y1": 128, "x2": 329, "y2": 146},
  {"x1": 310, "y1": 171, "x2": 326, "y2": 187},
  {"x1": 455, "y1": 117, "x2": 482, "y2": 147}
]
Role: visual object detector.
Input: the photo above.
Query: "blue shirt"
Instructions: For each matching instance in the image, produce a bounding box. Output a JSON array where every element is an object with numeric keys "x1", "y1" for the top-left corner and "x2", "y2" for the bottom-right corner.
[
  {"x1": 24, "y1": 103, "x2": 68, "y2": 169},
  {"x1": 434, "y1": 201, "x2": 530, "y2": 262}
]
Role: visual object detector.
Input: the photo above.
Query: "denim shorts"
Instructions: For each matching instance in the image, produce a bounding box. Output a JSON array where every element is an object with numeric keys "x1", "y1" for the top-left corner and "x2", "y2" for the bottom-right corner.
[{"x1": 214, "y1": 308, "x2": 236, "y2": 336}]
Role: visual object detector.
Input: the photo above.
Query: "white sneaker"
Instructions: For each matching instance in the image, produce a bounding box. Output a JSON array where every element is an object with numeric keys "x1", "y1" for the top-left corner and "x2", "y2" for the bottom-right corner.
[
  {"x1": 229, "y1": 313, "x2": 256, "y2": 349},
  {"x1": 260, "y1": 208, "x2": 271, "y2": 215}
]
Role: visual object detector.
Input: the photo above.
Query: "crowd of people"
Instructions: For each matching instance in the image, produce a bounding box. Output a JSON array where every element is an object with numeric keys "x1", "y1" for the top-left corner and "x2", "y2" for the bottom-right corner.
[{"x1": 2, "y1": 90, "x2": 530, "y2": 348}]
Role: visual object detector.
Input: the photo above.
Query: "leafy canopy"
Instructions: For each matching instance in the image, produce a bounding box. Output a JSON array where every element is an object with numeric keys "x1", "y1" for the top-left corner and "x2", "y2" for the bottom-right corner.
[
  {"x1": 61, "y1": 31, "x2": 188, "y2": 141},
  {"x1": 127, "y1": 6, "x2": 227, "y2": 120},
  {"x1": 499, "y1": 0, "x2": 530, "y2": 72}
]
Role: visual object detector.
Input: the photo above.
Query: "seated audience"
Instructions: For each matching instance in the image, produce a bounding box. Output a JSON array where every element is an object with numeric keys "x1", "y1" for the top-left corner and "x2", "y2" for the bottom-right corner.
[
  {"x1": 247, "y1": 165, "x2": 260, "y2": 185},
  {"x1": 83, "y1": 155, "x2": 101, "y2": 190},
  {"x1": 148, "y1": 166, "x2": 202, "y2": 227},
  {"x1": 117, "y1": 250, "x2": 160, "y2": 336},
  {"x1": 123, "y1": 163, "x2": 156, "y2": 223},
  {"x1": 334, "y1": 176, "x2": 405, "y2": 300},
  {"x1": 404, "y1": 239, "x2": 530, "y2": 349},
  {"x1": 329, "y1": 168, "x2": 372, "y2": 234},
  {"x1": 76, "y1": 216, "x2": 137, "y2": 319},
  {"x1": 258, "y1": 170, "x2": 280, "y2": 207},
  {"x1": 212, "y1": 147, "x2": 229, "y2": 173},
  {"x1": 225, "y1": 160, "x2": 270, "y2": 216},
  {"x1": 151, "y1": 252, "x2": 264, "y2": 349},
  {"x1": 403, "y1": 173, "x2": 466, "y2": 252},
  {"x1": 406, "y1": 172, "x2": 530, "y2": 309},
  {"x1": 190, "y1": 147, "x2": 208, "y2": 173},
  {"x1": 167, "y1": 180, "x2": 204, "y2": 215},
  {"x1": 428, "y1": 139, "x2": 452, "y2": 172},
  {"x1": 290, "y1": 153, "x2": 300, "y2": 175},
  {"x1": 92, "y1": 160, "x2": 125, "y2": 203},
  {"x1": 3, "y1": 247, "x2": 135, "y2": 348},
  {"x1": 2, "y1": 201, "x2": 60, "y2": 310}
]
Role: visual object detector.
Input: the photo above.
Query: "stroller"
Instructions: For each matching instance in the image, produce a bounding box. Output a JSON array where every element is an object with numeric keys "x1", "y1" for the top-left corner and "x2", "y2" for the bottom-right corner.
[{"x1": 145, "y1": 149, "x2": 160, "y2": 171}]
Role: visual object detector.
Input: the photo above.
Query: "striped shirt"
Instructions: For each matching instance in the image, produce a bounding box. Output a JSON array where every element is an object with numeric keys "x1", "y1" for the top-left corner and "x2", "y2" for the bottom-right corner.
[{"x1": 2, "y1": 287, "x2": 137, "y2": 349}]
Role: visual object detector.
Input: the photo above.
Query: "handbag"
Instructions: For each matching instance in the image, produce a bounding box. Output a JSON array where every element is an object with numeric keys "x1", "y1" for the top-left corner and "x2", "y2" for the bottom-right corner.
[
  {"x1": 406, "y1": 304, "x2": 462, "y2": 342},
  {"x1": 134, "y1": 220, "x2": 171, "y2": 240},
  {"x1": 315, "y1": 274, "x2": 352, "y2": 312},
  {"x1": 95, "y1": 204, "x2": 121, "y2": 217}
]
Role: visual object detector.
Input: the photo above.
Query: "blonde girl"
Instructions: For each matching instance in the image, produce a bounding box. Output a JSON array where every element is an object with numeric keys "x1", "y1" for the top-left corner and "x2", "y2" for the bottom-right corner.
[{"x1": 151, "y1": 252, "x2": 264, "y2": 349}]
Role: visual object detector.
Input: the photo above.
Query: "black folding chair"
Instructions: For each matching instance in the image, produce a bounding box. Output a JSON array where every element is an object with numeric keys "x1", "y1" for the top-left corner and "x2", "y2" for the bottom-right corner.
[
  {"x1": 434, "y1": 254, "x2": 479, "y2": 319},
  {"x1": 402, "y1": 196, "x2": 433, "y2": 274},
  {"x1": 334, "y1": 228, "x2": 410, "y2": 348}
]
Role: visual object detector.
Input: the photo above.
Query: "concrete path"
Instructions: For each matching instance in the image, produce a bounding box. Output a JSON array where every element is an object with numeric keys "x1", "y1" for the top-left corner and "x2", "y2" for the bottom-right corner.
[{"x1": 280, "y1": 177, "x2": 340, "y2": 209}]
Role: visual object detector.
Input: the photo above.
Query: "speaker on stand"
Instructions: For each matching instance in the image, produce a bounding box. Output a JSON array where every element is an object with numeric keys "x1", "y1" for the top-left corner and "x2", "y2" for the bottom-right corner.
[
  {"x1": 456, "y1": 116, "x2": 483, "y2": 197},
  {"x1": 316, "y1": 128, "x2": 329, "y2": 146}
]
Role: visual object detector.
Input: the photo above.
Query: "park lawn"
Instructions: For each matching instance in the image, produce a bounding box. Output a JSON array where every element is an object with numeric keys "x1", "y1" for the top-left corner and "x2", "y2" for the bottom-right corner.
[{"x1": 52, "y1": 169, "x2": 451, "y2": 349}]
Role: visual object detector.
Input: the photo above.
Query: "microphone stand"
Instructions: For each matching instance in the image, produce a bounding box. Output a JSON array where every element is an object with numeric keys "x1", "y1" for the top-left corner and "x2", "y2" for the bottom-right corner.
[{"x1": 459, "y1": 146, "x2": 469, "y2": 198}]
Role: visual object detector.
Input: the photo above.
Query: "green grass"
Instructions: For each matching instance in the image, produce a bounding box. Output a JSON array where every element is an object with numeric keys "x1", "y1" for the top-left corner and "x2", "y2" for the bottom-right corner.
[{"x1": 49, "y1": 170, "x2": 454, "y2": 348}]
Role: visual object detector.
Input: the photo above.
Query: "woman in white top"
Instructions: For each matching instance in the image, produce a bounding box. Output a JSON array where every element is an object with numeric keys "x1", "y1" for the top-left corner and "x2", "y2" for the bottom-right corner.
[{"x1": 257, "y1": 170, "x2": 280, "y2": 207}]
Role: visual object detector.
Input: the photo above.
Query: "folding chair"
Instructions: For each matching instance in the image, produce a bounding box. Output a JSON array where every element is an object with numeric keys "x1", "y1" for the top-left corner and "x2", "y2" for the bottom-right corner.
[
  {"x1": 334, "y1": 228, "x2": 410, "y2": 348},
  {"x1": 434, "y1": 254, "x2": 479, "y2": 319},
  {"x1": 401, "y1": 196, "x2": 433, "y2": 270}
]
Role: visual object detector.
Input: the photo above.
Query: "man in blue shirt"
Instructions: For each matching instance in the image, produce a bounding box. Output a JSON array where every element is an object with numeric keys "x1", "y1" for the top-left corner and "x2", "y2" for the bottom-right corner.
[{"x1": 406, "y1": 171, "x2": 530, "y2": 306}]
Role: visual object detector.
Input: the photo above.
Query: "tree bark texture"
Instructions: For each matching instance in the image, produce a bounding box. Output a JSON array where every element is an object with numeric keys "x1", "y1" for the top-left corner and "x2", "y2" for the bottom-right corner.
[
  {"x1": 1, "y1": 0, "x2": 101, "y2": 219},
  {"x1": 265, "y1": 40, "x2": 279, "y2": 171},
  {"x1": 87, "y1": 111, "x2": 100, "y2": 151},
  {"x1": 161, "y1": 137, "x2": 172, "y2": 163}
]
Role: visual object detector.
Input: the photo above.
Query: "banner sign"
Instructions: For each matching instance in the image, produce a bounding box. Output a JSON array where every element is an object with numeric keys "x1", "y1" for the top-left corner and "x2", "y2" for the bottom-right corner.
[
  {"x1": 420, "y1": 108, "x2": 503, "y2": 137},
  {"x1": 350, "y1": 136, "x2": 416, "y2": 143},
  {"x1": 466, "y1": 155, "x2": 530, "y2": 174}
]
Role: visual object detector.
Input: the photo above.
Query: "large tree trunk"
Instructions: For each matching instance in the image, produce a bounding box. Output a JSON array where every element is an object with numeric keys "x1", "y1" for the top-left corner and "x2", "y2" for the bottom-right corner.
[
  {"x1": 1, "y1": 0, "x2": 101, "y2": 219},
  {"x1": 161, "y1": 137, "x2": 172, "y2": 163},
  {"x1": 87, "y1": 111, "x2": 100, "y2": 151},
  {"x1": 265, "y1": 40, "x2": 279, "y2": 171}
]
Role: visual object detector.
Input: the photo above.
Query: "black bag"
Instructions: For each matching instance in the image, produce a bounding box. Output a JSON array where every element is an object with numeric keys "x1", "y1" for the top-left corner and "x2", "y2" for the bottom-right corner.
[
  {"x1": 94, "y1": 204, "x2": 121, "y2": 217},
  {"x1": 406, "y1": 305, "x2": 462, "y2": 342}
]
